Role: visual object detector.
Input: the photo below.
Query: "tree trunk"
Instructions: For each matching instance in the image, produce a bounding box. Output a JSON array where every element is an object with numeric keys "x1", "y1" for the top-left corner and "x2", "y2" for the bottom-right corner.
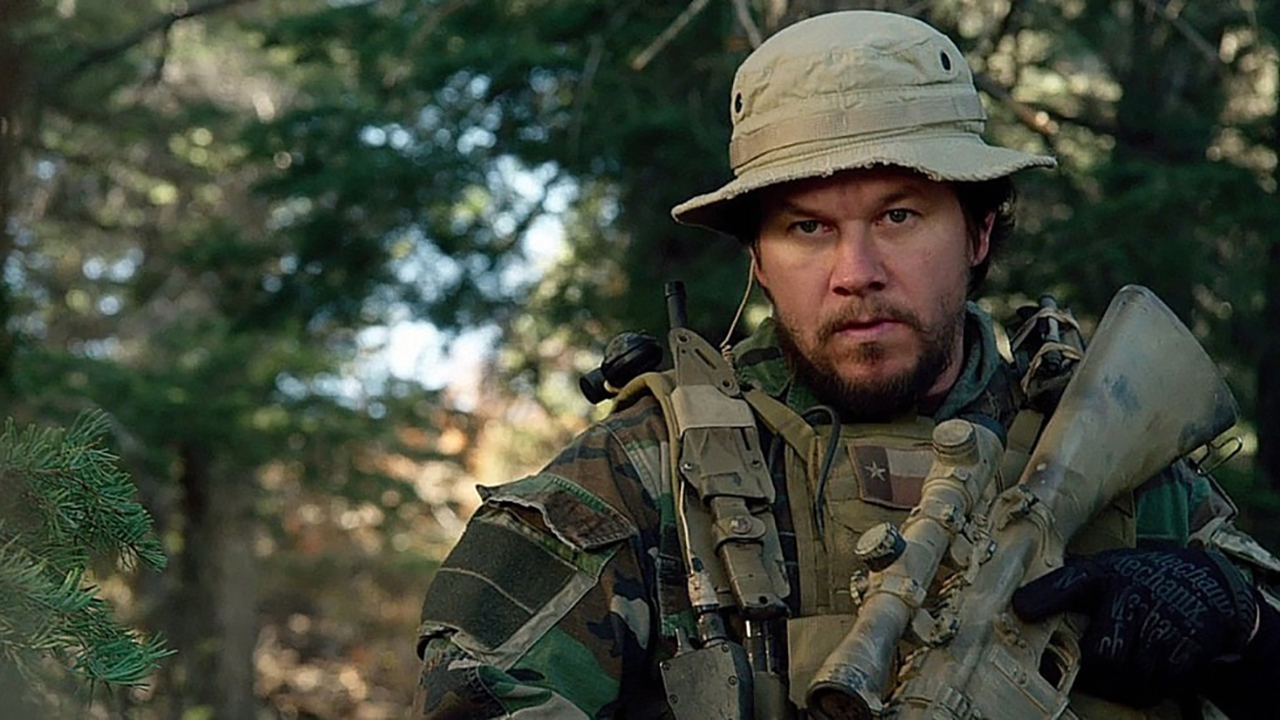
[
  {"x1": 177, "y1": 442, "x2": 258, "y2": 719},
  {"x1": 0, "y1": 0, "x2": 34, "y2": 382},
  {"x1": 1260, "y1": 3, "x2": 1280, "y2": 494},
  {"x1": 0, "y1": 0, "x2": 27, "y2": 232},
  {"x1": 1261, "y1": 241, "x2": 1280, "y2": 493}
]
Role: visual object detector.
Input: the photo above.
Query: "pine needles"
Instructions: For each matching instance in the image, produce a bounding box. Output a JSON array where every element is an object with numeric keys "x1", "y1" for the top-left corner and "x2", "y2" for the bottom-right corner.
[{"x1": 0, "y1": 410, "x2": 171, "y2": 695}]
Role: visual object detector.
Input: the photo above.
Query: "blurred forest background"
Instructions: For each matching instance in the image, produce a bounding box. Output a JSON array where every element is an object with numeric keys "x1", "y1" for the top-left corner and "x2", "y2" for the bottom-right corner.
[{"x1": 0, "y1": 0, "x2": 1277, "y2": 717}]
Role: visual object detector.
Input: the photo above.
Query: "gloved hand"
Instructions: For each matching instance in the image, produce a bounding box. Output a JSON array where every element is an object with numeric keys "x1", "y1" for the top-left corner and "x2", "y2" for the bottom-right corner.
[
  {"x1": 1011, "y1": 546, "x2": 1258, "y2": 709},
  {"x1": 1201, "y1": 589, "x2": 1280, "y2": 719}
]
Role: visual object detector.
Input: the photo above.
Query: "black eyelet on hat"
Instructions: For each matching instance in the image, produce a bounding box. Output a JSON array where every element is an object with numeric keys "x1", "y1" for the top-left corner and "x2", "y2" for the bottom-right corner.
[
  {"x1": 734, "y1": 93, "x2": 744, "y2": 114},
  {"x1": 940, "y1": 52, "x2": 952, "y2": 71}
]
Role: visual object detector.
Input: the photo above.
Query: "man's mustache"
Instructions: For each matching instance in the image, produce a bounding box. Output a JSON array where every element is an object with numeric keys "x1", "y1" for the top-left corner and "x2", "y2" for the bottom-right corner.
[{"x1": 816, "y1": 301, "x2": 922, "y2": 342}]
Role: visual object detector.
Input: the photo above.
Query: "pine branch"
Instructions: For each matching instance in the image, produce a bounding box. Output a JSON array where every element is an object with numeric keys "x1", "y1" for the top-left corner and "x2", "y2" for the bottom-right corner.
[
  {"x1": 0, "y1": 411, "x2": 166, "y2": 573},
  {"x1": 0, "y1": 540, "x2": 171, "y2": 687},
  {"x1": 0, "y1": 410, "x2": 171, "y2": 696}
]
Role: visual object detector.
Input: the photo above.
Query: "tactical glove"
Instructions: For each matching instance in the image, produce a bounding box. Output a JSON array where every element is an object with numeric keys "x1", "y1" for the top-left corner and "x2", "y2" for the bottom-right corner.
[
  {"x1": 1011, "y1": 546, "x2": 1259, "y2": 710},
  {"x1": 1200, "y1": 589, "x2": 1280, "y2": 720}
]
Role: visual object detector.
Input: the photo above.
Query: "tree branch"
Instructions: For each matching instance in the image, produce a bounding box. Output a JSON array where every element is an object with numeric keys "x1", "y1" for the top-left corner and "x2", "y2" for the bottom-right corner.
[
  {"x1": 973, "y1": 71, "x2": 1123, "y2": 159},
  {"x1": 979, "y1": 0, "x2": 1022, "y2": 56},
  {"x1": 1134, "y1": 0, "x2": 1223, "y2": 68},
  {"x1": 731, "y1": 0, "x2": 763, "y2": 49},
  {"x1": 60, "y1": 0, "x2": 256, "y2": 82},
  {"x1": 570, "y1": 36, "x2": 605, "y2": 159},
  {"x1": 630, "y1": 0, "x2": 711, "y2": 71},
  {"x1": 409, "y1": 0, "x2": 471, "y2": 58},
  {"x1": 973, "y1": 71, "x2": 1060, "y2": 139},
  {"x1": 571, "y1": 1, "x2": 641, "y2": 160}
]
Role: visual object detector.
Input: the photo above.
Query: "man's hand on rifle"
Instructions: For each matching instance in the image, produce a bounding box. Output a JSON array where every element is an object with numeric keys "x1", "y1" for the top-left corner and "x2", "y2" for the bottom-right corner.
[{"x1": 1012, "y1": 545, "x2": 1279, "y2": 716}]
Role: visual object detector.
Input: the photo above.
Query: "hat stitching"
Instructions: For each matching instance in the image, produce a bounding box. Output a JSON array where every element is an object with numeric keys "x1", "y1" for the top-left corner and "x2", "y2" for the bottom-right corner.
[{"x1": 736, "y1": 122, "x2": 992, "y2": 176}]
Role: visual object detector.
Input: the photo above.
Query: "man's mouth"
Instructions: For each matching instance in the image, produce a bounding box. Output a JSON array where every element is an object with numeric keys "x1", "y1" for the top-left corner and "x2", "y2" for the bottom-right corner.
[{"x1": 830, "y1": 318, "x2": 901, "y2": 340}]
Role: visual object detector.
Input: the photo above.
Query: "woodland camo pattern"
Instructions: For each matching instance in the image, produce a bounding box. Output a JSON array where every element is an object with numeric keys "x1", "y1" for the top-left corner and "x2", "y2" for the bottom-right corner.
[{"x1": 412, "y1": 307, "x2": 1227, "y2": 718}]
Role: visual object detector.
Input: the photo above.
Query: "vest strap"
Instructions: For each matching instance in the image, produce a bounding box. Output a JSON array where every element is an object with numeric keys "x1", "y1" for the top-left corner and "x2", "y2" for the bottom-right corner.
[
  {"x1": 743, "y1": 389, "x2": 833, "y2": 614},
  {"x1": 744, "y1": 388, "x2": 815, "y2": 452}
]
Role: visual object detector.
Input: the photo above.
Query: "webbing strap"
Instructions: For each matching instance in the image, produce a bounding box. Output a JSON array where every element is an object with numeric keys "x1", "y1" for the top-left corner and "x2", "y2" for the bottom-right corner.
[
  {"x1": 1008, "y1": 307, "x2": 1082, "y2": 353},
  {"x1": 615, "y1": 371, "x2": 683, "y2": 481},
  {"x1": 618, "y1": 371, "x2": 791, "y2": 621},
  {"x1": 613, "y1": 372, "x2": 700, "y2": 637},
  {"x1": 744, "y1": 388, "x2": 816, "y2": 452},
  {"x1": 744, "y1": 388, "x2": 833, "y2": 615},
  {"x1": 999, "y1": 407, "x2": 1043, "y2": 492},
  {"x1": 1021, "y1": 342, "x2": 1084, "y2": 396}
]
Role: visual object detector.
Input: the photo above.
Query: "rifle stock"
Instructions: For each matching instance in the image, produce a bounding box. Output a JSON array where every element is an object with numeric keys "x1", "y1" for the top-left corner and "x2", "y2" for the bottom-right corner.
[{"x1": 807, "y1": 285, "x2": 1239, "y2": 719}]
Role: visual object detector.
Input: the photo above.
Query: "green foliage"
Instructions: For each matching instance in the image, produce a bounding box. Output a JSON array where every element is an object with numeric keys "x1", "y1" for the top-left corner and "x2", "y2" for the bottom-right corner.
[
  {"x1": 2, "y1": 0, "x2": 1279, "y2": 715},
  {"x1": 0, "y1": 410, "x2": 170, "y2": 693},
  {"x1": 249, "y1": 0, "x2": 749, "y2": 342}
]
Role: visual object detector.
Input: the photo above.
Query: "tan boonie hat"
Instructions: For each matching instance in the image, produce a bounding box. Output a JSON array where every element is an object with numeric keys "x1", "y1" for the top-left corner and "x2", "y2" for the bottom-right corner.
[{"x1": 672, "y1": 11, "x2": 1056, "y2": 235}]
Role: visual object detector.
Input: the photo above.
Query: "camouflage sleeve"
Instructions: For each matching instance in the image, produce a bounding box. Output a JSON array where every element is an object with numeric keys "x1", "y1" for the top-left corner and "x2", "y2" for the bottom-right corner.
[
  {"x1": 1133, "y1": 459, "x2": 1226, "y2": 545},
  {"x1": 1137, "y1": 459, "x2": 1280, "y2": 596},
  {"x1": 412, "y1": 403, "x2": 672, "y2": 719}
]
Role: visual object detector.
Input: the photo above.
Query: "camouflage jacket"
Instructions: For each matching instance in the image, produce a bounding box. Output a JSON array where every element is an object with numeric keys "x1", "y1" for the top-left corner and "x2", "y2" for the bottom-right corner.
[{"x1": 412, "y1": 305, "x2": 1227, "y2": 718}]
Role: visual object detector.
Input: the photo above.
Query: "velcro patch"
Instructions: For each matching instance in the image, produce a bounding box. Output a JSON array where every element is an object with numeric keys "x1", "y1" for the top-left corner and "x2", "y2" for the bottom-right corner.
[
  {"x1": 848, "y1": 443, "x2": 932, "y2": 509},
  {"x1": 478, "y1": 473, "x2": 636, "y2": 551},
  {"x1": 420, "y1": 515, "x2": 578, "y2": 651}
]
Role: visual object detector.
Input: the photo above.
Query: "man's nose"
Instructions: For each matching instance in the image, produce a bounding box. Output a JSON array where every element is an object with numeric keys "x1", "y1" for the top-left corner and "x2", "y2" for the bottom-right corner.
[{"x1": 830, "y1": 228, "x2": 888, "y2": 295}]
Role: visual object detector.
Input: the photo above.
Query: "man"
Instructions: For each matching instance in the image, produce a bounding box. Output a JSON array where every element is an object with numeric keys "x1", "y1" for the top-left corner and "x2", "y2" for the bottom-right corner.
[{"x1": 413, "y1": 11, "x2": 1277, "y2": 718}]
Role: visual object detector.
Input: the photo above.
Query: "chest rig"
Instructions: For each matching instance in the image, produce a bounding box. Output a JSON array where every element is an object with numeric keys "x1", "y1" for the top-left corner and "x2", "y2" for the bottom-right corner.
[
  {"x1": 745, "y1": 391, "x2": 997, "y2": 712},
  {"x1": 604, "y1": 292, "x2": 1157, "y2": 719},
  {"x1": 611, "y1": 284, "x2": 791, "y2": 719}
]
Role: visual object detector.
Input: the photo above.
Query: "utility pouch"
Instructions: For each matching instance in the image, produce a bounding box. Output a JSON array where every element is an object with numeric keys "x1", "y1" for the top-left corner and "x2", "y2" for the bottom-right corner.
[
  {"x1": 655, "y1": 282, "x2": 790, "y2": 720},
  {"x1": 784, "y1": 614, "x2": 857, "y2": 708},
  {"x1": 660, "y1": 640, "x2": 755, "y2": 719},
  {"x1": 668, "y1": 323, "x2": 789, "y2": 618}
]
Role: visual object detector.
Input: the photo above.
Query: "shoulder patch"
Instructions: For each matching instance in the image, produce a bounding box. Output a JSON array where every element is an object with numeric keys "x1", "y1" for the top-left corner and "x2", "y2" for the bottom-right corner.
[
  {"x1": 419, "y1": 507, "x2": 618, "y2": 665},
  {"x1": 478, "y1": 472, "x2": 637, "y2": 551}
]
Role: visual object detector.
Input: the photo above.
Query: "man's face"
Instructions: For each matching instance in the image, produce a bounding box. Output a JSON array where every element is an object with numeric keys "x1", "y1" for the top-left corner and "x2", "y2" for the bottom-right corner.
[{"x1": 753, "y1": 167, "x2": 989, "y2": 418}]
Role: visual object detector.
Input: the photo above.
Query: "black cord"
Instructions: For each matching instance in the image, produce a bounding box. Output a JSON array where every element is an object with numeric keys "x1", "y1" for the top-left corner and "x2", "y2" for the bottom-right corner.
[
  {"x1": 767, "y1": 432, "x2": 786, "y2": 487},
  {"x1": 802, "y1": 405, "x2": 841, "y2": 536}
]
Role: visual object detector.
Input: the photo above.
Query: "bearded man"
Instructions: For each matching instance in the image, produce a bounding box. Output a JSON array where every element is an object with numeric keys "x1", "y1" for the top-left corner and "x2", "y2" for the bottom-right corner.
[{"x1": 412, "y1": 11, "x2": 1278, "y2": 719}]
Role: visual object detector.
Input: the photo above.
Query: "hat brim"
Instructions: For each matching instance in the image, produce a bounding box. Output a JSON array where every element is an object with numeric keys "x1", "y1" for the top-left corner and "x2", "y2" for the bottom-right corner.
[{"x1": 672, "y1": 134, "x2": 1056, "y2": 236}]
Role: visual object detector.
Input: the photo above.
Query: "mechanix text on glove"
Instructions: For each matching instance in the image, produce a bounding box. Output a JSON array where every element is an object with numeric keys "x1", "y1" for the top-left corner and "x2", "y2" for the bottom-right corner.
[{"x1": 1011, "y1": 546, "x2": 1256, "y2": 708}]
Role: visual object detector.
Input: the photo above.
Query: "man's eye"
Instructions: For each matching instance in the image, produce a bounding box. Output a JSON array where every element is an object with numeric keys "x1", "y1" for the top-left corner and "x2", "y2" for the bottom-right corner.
[
  {"x1": 792, "y1": 219, "x2": 824, "y2": 234},
  {"x1": 885, "y1": 208, "x2": 914, "y2": 224}
]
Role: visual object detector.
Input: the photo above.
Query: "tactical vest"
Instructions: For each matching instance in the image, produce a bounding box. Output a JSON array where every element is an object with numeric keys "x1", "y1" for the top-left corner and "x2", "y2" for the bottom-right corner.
[
  {"x1": 741, "y1": 390, "x2": 1173, "y2": 718},
  {"x1": 614, "y1": 360, "x2": 1191, "y2": 719}
]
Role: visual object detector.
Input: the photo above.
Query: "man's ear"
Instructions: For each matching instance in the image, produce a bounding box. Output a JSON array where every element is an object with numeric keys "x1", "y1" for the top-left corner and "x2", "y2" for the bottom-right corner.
[{"x1": 971, "y1": 211, "x2": 994, "y2": 266}]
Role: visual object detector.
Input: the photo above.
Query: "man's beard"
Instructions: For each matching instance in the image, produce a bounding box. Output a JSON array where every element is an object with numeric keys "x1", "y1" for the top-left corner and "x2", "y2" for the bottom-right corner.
[{"x1": 774, "y1": 298, "x2": 963, "y2": 423}]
